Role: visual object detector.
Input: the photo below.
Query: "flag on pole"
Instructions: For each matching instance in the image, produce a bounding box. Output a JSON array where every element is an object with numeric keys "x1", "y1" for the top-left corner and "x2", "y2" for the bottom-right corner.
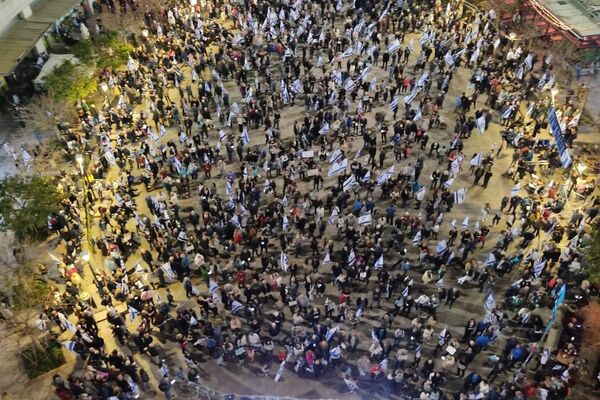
[
  {"x1": 59, "y1": 314, "x2": 77, "y2": 333},
  {"x1": 374, "y1": 254, "x2": 384, "y2": 269},
  {"x1": 454, "y1": 188, "x2": 467, "y2": 204},
  {"x1": 161, "y1": 263, "x2": 175, "y2": 279},
  {"x1": 436, "y1": 240, "x2": 448, "y2": 254},
  {"x1": 412, "y1": 230, "x2": 422, "y2": 246},
  {"x1": 189, "y1": 315, "x2": 199, "y2": 326},
  {"x1": 341, "y1": 47, "x2": 354, "y2": 58},
  {"x1": 534, "y1": 259, "x2": 546, "y2": 277},
  {"x1": 328, "y1": 207, "x2": 339, "y2": 224},
  {"x1": 343, "y1": 174, "x2": 358, "y2": 192},
  {"x1": 470, "y1": 154, "x2": 482, "y2": 167},
  {"x1": 376, "y1": 165, "x2": 395, "y2": 186},
  {"x1": 319, "y1": 122, "x2": 330, "y2": 135},
  {"x1": 444, "y1": 51, "x2": 455, "y2": 67},
  {"x1": 362, "y1": 170, "x2": 371, "y2": 182},
  {"x1": 476, "y1": 115, "x2": 487, "y2": 134},
  {"x1": 484, "y1": 289, "x2": 496, "y2": 312},
  {"x1": 389, "y1": 97, "x2": 399, "y2": 111},
  {"x1": 348, "y1": 249, "x2": 356, "y2": 266},
  {"x1": 231, "y1": 300, "x2": 244, "y2": 313},
  {"x1": 326, "y1": 325, "x2": 340, "y2": 342},
  {"x1": 485, "y1": 252, "x2": 496, "y2": 266},
  {"x1": 128, "y1": 305, "x2": 139, "y2": 321},
  {"x1": 387, "y1": 39, "x2": 401, "y2": 54},
  {"x1": 328, "y1": 158, "x2": 348, "y2": 177},
  {"x1": 436, "y1": 278, "x2": 445, "y2": 288},
  {"x1": 280, "y1": 251, "x2": 289, "y2": 272},
  {"x1": 358, "y1": 213, "x2": 372, "y2": 225},
  {"x1": 402, "y1": 285, "x2": 409, "y2": 297}
]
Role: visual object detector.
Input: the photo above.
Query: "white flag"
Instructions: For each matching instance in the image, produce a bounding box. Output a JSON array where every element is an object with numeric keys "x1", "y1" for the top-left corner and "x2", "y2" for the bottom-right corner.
[
  {"x1": 476, "y1": 115, "x2": 487, "y2": 134},
  {"x1": 280, "y1": 251, "x2": 288, "y2": 272},
  {"x1": 461, "y1": 217, "x2": 469, "y2": 227},
  {"x1": 412, "y1": 230, "x2": 422, "y2": 246},
  {"x1": 374, "y1": 254, "x2": 384, "y2": 269},
  {"x1": 511, "y1": 182, "x2": 521, "y2": 197},
  {"x1": 323, "y1": 251, "x2": 331, "y2": 264}
]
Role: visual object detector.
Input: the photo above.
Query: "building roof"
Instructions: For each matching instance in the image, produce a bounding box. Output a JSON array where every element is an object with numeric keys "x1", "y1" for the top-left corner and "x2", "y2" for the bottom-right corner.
[
  {"x1": 539, "y1": 0, "x2": 600, "y2": 38},
  {"x1": 0, "y1": 0, "x2": 80, "y2": 76}
]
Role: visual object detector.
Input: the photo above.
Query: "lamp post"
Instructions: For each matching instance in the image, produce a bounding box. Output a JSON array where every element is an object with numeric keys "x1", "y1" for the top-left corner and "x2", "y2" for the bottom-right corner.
[{"x1": 76, "y1": 154, "x2": 95, "y2": 255}]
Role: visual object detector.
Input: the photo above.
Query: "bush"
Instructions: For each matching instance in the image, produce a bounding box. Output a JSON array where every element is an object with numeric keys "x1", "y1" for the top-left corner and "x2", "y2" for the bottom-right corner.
[
  {"x1": 21, "y1": 340, "x2": 66, "y2": 379},
  {"x1": 70, "y1": 40, "x2": 94, "y2": 64},
  {"x1": 44, "y1": 60, "x2": 97, "y2": 102},
  {"x1": 13, "y1": 277, "x2": 50, "y2": 311}
]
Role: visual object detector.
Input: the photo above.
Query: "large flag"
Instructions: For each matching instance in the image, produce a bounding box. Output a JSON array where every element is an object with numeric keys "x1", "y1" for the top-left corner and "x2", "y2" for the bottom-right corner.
[
  {"x1": 436, "y1": 240, "x2": 448, "y2": 254},
  {"x1": 343, "y1": 174, "x2": 358, "y2": 192},
  {"x1": 387, "y1": 39, "x2": 401, "y2": 54},
  {"x1": 374, "y1": 254, "x2": 384, "y2": 269},
  {"x1": 348, "y1": 249, "x2": 356, "y2": 266},
  {"x1": 282, "y1": 214, "x2": 289, "y2": 230},
  {"x1": 280, "y1": 251, "x2": 289, "y2": 272},
  {"x1": 412, "y1": 230, "x2": 422, "y2": 246},
  {"x1": 484, "y1": 252, "x2": 496, "y2": 266},
  {"x1": 161, "y1": 262, "x2": 176, "y2": 279},
  {"x1": 326, "y1": 325, "x2": 340, "y2": 342},
  {"x1": 476, "y1": 115, "x2": 487, "y2": 134},
  {"x1": 534, "y1": 259, "x2": 546, "y2": 277},
  {"x1": 469, "y1": 154, "x2": 482, "y2": 167},
  {"x1": 454, "y1": 188, "x2": 467, "y2": 204},
  {"x1": 376, "y1": 165, "x2": 395, "y2": 186},
  {"x1": 389, "y1": 97, "x2": 399, "y2": 111},
  {"x1": 330, "y1": 148, "x2": 343, "y2": 163},
  {"x1": 358, "y1": 213, "x2": 372, "y2": 225},
  {"x1": 342, "y1": 47, "x2": 354, "y2": 58},
  {"x1": 328, "y1": 207, "x2": 339, "y2": 224},
  {"x1": 484, "y1": 289, "x2": 496, "y2": 313},
  {"x1": 328, "y1": 158, "x2": 348, "y2": 177}
]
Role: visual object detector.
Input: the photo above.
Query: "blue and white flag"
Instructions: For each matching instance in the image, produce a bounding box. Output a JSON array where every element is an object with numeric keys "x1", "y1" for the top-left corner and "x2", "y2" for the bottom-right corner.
[
  {"x1": 328, "y1": 207, "x2": 339, "y2": 224},
  {"x1": 323, "y1": 250, "x2": 331, "y2": 264},
  {"x1": 534, "y1": 259, "x2": 546, "y2": 277},
  {"x1": 344, "y1": 79, "x2": 356, "y2": 91},
  {"x1": 374, "y1": 254, "x2": 384, "y2": 269},
  {"x1": 415, "y1": 345, "x2": 421, "y2": 359},
  {"x1": 319, "y1": 122, "x2": 330, "y2": 135},
  {"x1": 342, "y1": 47, "x2": 354, "y2": 58},
  {"x1": 420, "y1": 31, "x2": 430, "y2": 45},
  {"x1": 484, "y1": 289, "x2": 496, "y2": 312},
  {"x1": 161, "y1": 262, "x2": 176, "y2": 279},
  {"x1": 511, "y1": 182, "x2": 520, "y2": 197},
  {"x1": 470, "y1": 47, "x2": 480, "y2": 64},
  {"x1": 389, "y1": 97, "x2": 399, "y2": 111},
  {"x1": 413, "y1": 106, "x2": 422, "y2": 122},
  {"x1": 476, "y1": 115, "x2": 487, "y2": 134},
  {"x1": 412, "y1": 230, "x2": 422, "y2": 246},
  {"x1": 485, "y1": 252, "x2": 496, "y2": 267},
  {"x1": 438, "y1": 328, "x2": 448, "y2": 344},
  {"x1": 231, "y1": 300, "x2": 244, "y2": 314},
  {"x1": 348, "y1": 249, "x2": 356, "y2": 266},
  {"x1": 362, "y1": 171, "x2": 371, "y2": 182},
  {"x1": 280, "y1": 251, "x2": 289, "y2": 272},
  {"x1": 371, "y1": 329, "x2": 380, "y2": 342},
  {"x1": 62, "y1": 340, "x2": 78, "y2": 353},
  {"x1": 444, "y1": 51, "x2": 454, "y2": 67},
  {"x1": 128, "y1": 305, "x2": 139, "y2": 321},
  {"x1": 343, "y1": 174, "x2": 358, "y2": 192},
  {"x1": 436, "y1": 278, "x2": 445, "y2": 288},
  {"x1": 462, "y1": 217, "x2": 469, "y2": 228},
  {"x1": 209, "y1": 279, "x2": 219, "y2": 294},
  {"x1": 379, "y1": 358, "x2": 388, "y2": 372},
  {"x1": 376, "y1": 165, "x2": 395, "y2": 186},
  {"x1": 502, "y1": 105, "x2": 514, "y2": 120},
  {"x1": 454, "y1": 188, "x2": 467, "y2": 205},
  {"x1": 525, "y1": 53, "x2": 534, "y2": 70},
  {"x1": 387, "y1": 39, "x2": 401, "y2": 54},
  {"x1": 470, "y1": 154, "x2": 482, "y2": 167},
  {"x1": 403, "y1": 89, "x2": 419, "y2": 105},
  {"x1": 282, "y1": 195, "x2": 289, "y2": 207},
  {"x1": 357, "y1": 65, "x2": 371, "y2": 82},
  {"x1": 59, "y1": 314, "x2": 77, "y2": 333},
  {"x1": 292, "y1": 79, "x2": 303, "y2": 94},
  {"x1": 436, "y1": 240, "x2": 448, "y2": 254},
  {"x1": 402, "y1": 285, "x2": 409, "y2": 297},
  {"x1": 328, "y1": 158, "x2": 348, "y2": 177},
  {"x1": 326, "y1": 325, "x2": 340, "y2": 341},
  {"x1": 241, "y1": 126, "x2": 250, "y2": 145},
  {"x1": 358, "y1": 212, "x2": 372, "y2": 225},
  {"x1": 282, "y1": 214, "x2": 290, "y2": 230},
  {"x1": 189, "y1": 315, "x2": 199, "y2": 326}
]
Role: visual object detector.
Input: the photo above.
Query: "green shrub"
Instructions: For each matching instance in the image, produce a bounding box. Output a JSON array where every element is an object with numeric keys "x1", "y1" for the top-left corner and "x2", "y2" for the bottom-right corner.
[{"x1": 21, "y1": 340, "x2": 66, "y2": 379}]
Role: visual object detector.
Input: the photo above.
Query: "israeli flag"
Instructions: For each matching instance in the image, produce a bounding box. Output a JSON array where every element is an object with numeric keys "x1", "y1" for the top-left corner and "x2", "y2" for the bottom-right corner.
[
  {"x1": 451, "y1": 158, "x2": 460, "y2": 174},
  {"x1": 128, "y1": 305, "x2": 139, "y2": 321},
  {"x1": 415, "y1": 345, "x2": 422, "y2": 359},
  {"x1": 323, "y1": 251, "x2": 331, "y2": 264},
  {"x1": 319, "y1": 122, "x2": 330, "y2": 135},
  {"x1": 436, "y1": 278, "x2": 445, "y2": 288},
  {"x1": 358, "y1": 212, "x2": 372, "y2": 225},
  {"x1": 231, "y1": 102, "x2": 241, "y2": 115},
  {"x1": 444, "y1": 51, "x2": 454, "y2": 67},
  {"x1": 362, "y1": 170, "x2": 371, "y2": 182},
  {"x1": 371, "y1": 329, "x2": 380, "y2": 342},
  {"x1": 326, "y1": 325, "x2": 340, "y2": 342},
  {"x1": 226, "y1": 180, "x2": 233, "y2": 194},
  {"x1": 280, "y1": 251, "x2": 289, "y2": 272},
  {"x1": 462, "y1": 217, "x2": 469, "y2": 227},
  {"x1": 317, "y1": 56, "x2": 324, "y2": 66},
  {"x1": 436, "y1": 240, "x2": 448, "y2": 254},
  {"x1": 282, "y1": 214, "x2": 290, "y2": 230},
  {"x1": 387, "y1": 39, "x2": 401, "y2": 54},
  {"x1": 348, "y1": 249, "x2": 356, "y2": 266},
  {"x1": 420, "y1": 31, "x2": 430, "y2": 45},
  {"x1": 374, "y1": 254, "x2": 384, "y2": 269},
  {"x1": 328, "y1": 158, "x2": 348, "y2": 177},
  {"x1": 241, "y1": 126, "x2": 250, "y2": 145},
  {"x1": 328, "y1": 90, "x2": 337, "y2": 104},
  {"x1": 62, "y1": 340, "x2": 78, "y2": 353},
  {"x1": 369, "y1": 76, "x2": 378, "y2": 91},
  {"x1": 402, "y1": 285, "x2": 409, "y2": 297},
  {"x1": 534, "y1": 259, "x2": 546, "y2": 277},
  {"x1": 328, "y1": 207, "x2": 339, "y2": 224},
  {"x1": 379, "y1": 358, "x2": 388, "y2": 372},
  {"x1": 485, "y1": 252, "x2": 496, "y2": 267},
  {"x1": 470, "y1": 47, "x2": 480, "y2": 64},
  {"x1": 342, "y1": 47, "x2": 354, "y2": 58},
  {"x1": 470, "y1": 154, "x2": 482, "y2": 167},
  {"x1": 376, "y1": 165, "x2": 395, "y2": 186},
  {"x1": 403, "y1": 89, "x2": 419, "y2": 105},
  {"x1": 218, "y1": 129, "x2": 227, "y2": 142},
  {"x1": 525, "y1": 53, "x2": 534, "y2": 70},
  {"x1": 516, "y1": 66, "x2": 524, "y2": 80},
  {"x1": 329, "y1": 346, "x2": 341, "y2": 360},
  {"x1": 357, "y1": 65, "x2": 371, "y2": 82},
  {"x1": 231, "y1": 300, "x2": 244, "y2": 313},
  {"x1": 292, "y1": 79, "x2": 303, "y2": 94},
  {"x1": 412, "y1": 230, "x2": 422, "y2": 246},
  {"x1": 413, "y1": 106, "x2": 422, "y2": 121},
  {"x1": 389, "y1": 97, "x2": 399, "y2": 111},
  {"x1": 476, "y1": 115, "x2": 487, "y2": 134},
  {"x1": 209, "y1": 279, "x2": 219, "y2": 294},
  {"x1": 355, "y1": 41, "x2": 363, "y2": 54},
  {"x1": 502, "y1": 105, "x2": 514, "y2": 120},
  {"x1": 344, "y1": 79, "x2": 356, "y2": 91},
  {"x1": 454, "y1": 188, "x2": 467, "y2": 205},
  {"x1": 161, "y1": 262, "x2": 176, "y2": 279},
  {"x1": 59, "y1": 314, "x2": 77, "y2": 333},
  {"x1": 484, "y1": 289, "x2": 496, "y2": 312},
  {"x1": 464, "y1": 29, "x2": 472, "y2": 44},
  {"x1": 438, "y1": 328, "x2": 448, "y2": 344},
  {"x1": 231, "y1": 215, "x2": 241, "y2": 227},
  {"x1": 190, "y1": 315, "x2": 199, "y2": 326},
  {"x1": 282, "y1": 195, "x2": 289, "y2": 207},
  {"x1": 511, "y1": 182, "x2": 520, "y2": 197},
  {"x1": 343, "y1": 174, "x2": 357, "y2": 192}
]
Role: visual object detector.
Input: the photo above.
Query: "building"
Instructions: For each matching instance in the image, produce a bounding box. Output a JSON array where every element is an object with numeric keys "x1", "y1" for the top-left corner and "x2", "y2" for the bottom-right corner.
[{"x1": 0, "y1": 0, "x2": 87, "y2": 77}]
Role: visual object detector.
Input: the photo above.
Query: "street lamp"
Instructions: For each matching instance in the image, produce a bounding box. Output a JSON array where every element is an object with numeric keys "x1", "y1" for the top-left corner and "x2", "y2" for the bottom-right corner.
[{"x1": 76, "y1": 154, "x2": 95, "y2": 255}]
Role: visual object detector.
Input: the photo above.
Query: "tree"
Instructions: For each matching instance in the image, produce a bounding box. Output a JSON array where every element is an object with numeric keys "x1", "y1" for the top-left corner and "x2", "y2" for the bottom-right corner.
[
  {"x1": 0, "y1": 175, "x2": 65, "y2": 241},
  {"x1": 16, "y1": 93, "x2": 78, "y2": 137},
  {"x1": 582, "y1": 228, "x2": 600, "y2": 284}
]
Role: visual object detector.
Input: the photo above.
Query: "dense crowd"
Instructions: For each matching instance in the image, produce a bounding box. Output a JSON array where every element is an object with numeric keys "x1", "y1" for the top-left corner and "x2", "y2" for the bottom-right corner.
[{"x1": 6, "y1": 0, "x2": 600, "y2": 399}]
